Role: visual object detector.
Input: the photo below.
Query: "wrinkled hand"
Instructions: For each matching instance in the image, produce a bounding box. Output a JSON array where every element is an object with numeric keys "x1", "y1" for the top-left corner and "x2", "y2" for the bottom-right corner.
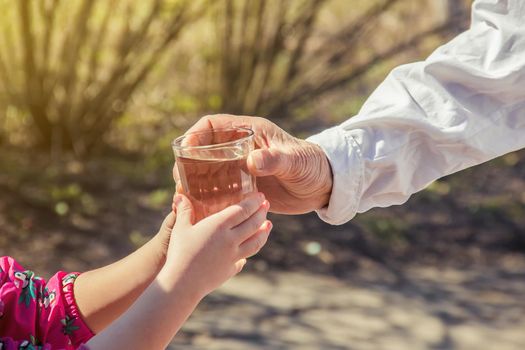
[{"x1": 174, "y1": 114, "x2": 333, "y2": 214}]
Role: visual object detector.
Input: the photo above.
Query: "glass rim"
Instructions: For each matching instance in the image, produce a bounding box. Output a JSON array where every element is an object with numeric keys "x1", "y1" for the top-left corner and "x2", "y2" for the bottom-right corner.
[{"x1": 172, "y1": 127, "x2": 254, "y2": 151}]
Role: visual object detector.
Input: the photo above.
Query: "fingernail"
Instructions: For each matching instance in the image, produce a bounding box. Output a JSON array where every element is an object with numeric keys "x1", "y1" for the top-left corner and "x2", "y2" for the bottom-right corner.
[
  {"x1": 263, "y1": 200, "x2": 270, "y2": 210},
  {"x1": 267, "y1": 221, "x2": 273, "y2": 231},
  {"x1": 173, "y1": 195, "x2": 183, "y2": 207},
  {"x1": 252, "y1": 152, "x2": 264, "y2": 170}
]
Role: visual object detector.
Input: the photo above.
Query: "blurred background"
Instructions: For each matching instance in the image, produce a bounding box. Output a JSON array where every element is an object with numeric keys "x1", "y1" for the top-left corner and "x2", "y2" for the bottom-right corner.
[{"x1": 1, "y1": 0, "x2": 524, "y2": 349}]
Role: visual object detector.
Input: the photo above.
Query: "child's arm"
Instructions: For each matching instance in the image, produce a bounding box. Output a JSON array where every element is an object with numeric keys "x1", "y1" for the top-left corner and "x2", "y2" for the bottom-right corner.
[
  {"x1": 86, "y1": 192, "x2": 271, "y2": 349},
  {"x1": 73, "y1": 210, "x2": 176, "y2": 334}
]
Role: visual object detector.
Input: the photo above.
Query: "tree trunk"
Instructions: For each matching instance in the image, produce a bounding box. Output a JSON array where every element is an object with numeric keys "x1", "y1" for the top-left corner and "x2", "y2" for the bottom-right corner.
[{"x1": 447, "y1": 0, "x2": 469, "y2": 34}]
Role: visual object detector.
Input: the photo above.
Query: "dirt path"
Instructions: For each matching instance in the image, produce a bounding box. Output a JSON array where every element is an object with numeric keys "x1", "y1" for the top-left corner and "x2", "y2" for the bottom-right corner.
[{"x1": 170, "y1": 262, "x2": 525, "y2": 350}]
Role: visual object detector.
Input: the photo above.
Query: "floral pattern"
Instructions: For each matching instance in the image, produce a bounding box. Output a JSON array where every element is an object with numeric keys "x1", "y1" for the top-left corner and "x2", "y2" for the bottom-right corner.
[
  {"x1": 0, "y1": 257, "x2": 94, "y2": 349},
  {"x1": 15, "y1": 271, "x2": 42, "y2": 308},
  {"x1": 61, "y1": 316, "x2": 80, "y2": 337}
]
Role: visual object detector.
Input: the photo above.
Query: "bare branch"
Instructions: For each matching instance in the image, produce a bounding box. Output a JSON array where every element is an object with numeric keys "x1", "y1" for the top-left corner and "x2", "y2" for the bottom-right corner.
[
  {"x1": 0, "y1": 7, "x2": 19, "y2": 106},
  {"x1": 81, "y1": 2, "x2": 204, "y2": 152},
  {"x1": 38, "y1": 0, "x2": 58, "y2": 79},
  {"x1": 283, "y1": 0, "x2": 326, "y2": 86},
  {"x1": 220, "y1": 0, "x2": 234, "y2": 107},
  {"x1": 248, "y1": 0, "x2": 288, "y2": 114},
  {"x1": 86, "y1": 0, "x2": 116, "y2": 89},
  {"x1": 34, "y1": 0, "x2": 61, "y2": 119},
  {"x1": 238, "y1": 0, "x2": 251, "y2": 63},
  {"x1": 119, "y1": 0, "x2": 163, "y2": 62},
  {"x1": 0, "y1": 50, "x2": 19, "y2": 106},
  {"x1": 313, "y1": 0, "x2": 401, "y2": 58},
  {"x1": 272, "y1": 19, "x2": 458, "y2": 115},
  {"x1": 17, "y1": 0, "x2": 52, "y2": 144},
  {"x1": 237, "y1": 0, "x2": 267, "y2": 111}
]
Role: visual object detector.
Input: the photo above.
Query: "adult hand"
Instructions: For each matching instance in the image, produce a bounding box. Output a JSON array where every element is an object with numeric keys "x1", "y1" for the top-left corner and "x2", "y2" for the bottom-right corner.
[{"x1": 174, "y1": 114, "x2": 333, "y2": 214}]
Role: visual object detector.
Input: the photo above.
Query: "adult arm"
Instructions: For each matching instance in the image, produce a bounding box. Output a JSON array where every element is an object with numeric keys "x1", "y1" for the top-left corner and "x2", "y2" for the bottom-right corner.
[{"x1": 308, "y1": 0, "x2": 525, "y2": 224}]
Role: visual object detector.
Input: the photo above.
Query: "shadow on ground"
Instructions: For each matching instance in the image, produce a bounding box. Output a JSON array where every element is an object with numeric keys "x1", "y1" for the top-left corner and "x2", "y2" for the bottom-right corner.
[{"x1": 171, "y1": 263, "x2": 525, "y2": 350}]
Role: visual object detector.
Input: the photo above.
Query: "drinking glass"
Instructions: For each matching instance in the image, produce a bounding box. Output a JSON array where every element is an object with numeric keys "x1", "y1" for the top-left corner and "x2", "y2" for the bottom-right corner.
[{"x1": 172, "y1": 127, "x2": 257, "y2": 222}]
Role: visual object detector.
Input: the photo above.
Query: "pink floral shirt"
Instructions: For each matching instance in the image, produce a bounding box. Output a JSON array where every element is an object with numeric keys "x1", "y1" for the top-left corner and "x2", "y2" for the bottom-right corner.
[{"x1": 0, "y1": 257, "x2": 93, "y2": 349}]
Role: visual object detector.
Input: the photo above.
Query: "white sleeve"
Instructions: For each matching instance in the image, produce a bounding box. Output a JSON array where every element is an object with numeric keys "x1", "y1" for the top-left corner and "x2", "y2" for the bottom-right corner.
[{"x1": 307, "y1": 0, "x2": 525, "y2": 225}]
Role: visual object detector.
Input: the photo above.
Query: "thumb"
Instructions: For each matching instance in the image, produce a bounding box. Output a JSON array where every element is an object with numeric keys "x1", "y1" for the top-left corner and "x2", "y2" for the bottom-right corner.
[
  {"x1": 161, "y1": 211, "x2": 176, "y2": 231},
  {"x1": 247, "y1": 148, "x2": 288, "y2": 177},
  {"x1": 173, "y1": 194, "x2": 194, "y2": 226}
]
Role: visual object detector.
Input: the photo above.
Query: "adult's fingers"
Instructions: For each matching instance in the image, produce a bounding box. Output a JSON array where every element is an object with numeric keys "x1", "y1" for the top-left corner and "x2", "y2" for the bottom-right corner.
[
  {"x1": 207, "y1": 192, "x2": 265, "y2": 228},
  {"x1": 188, "y1": 115, "x2": 296, "y2": 162},
  {"x1": 186, "y1": 114, "x2": 253, "y2": 134},
  {"x1": 238, "y1": 221, "x2": 272, "y2": 259}
]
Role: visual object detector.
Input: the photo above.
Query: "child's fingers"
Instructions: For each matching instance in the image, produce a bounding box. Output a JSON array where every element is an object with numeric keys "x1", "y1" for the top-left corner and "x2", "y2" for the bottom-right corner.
[
  {"x1": 176, "y1": 182, "x2": 184, "y2": 195},
  {"x1": 173, "y1": 166, "x2": 185, "y2": 195},
  {"x1": 171, "y1": 186, "x2": 186, "y2": 214},
  {"x1": 233, "y1": 258, "x2": 247, "y2": 275},
  {"x1": 237, "y1": 220, "x2": 272, "y2": 259},
  {"x1": 230, "y1": 201, "x2": 269, "y2": 242},
  {"x1": 162, "y1": 211, "x2": 176, "y2": 231},
  {"x1": 172, "y1": 193, "x2": 177, "y2": 212},
  {"x1": 173, "y1": 194, "x2": 195, "y2": 227},
  {"x1": 213, "y1": 192, "x2": 265, "y2": 228}
]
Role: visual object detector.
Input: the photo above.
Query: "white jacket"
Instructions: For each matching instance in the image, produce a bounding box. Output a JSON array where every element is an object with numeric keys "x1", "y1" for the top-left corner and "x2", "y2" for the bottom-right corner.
[{"x1": 308, "y1": 0, "x2": 525, "y2": 225}]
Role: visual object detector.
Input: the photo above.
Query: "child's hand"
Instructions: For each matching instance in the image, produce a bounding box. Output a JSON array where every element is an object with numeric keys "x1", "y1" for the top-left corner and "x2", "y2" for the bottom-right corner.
[
  {"x1": 159, "y1": 192, "x2": 272, "y2": 299},
  {"x1": 154, "y1": 210, "x2": 176, "y2": 262},
  {"x1": 85, "y1": 193, "x2": 271, "y2": 349}
]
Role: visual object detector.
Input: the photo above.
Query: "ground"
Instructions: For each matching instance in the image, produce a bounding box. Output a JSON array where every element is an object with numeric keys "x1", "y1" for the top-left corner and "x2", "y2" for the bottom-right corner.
[
  {"x1": 171, "y1": 264, "x2": 525, "y2": 350},
  {"x1": 1, "y1": 147, "x2": 524, "y2": 349}
]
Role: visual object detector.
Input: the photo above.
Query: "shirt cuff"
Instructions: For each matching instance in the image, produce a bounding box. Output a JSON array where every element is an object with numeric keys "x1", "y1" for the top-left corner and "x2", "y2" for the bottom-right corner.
[{"x1": 307, "y1": 125, "x2": 363, "y2": 225}]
